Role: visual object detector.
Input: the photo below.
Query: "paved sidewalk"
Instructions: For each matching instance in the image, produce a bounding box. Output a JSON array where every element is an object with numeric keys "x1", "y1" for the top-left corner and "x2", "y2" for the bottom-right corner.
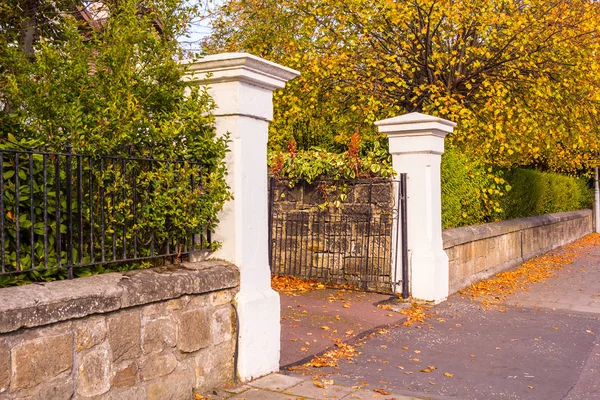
[
  {"x1": 202, "y1": 373, "x2": 424, "y2": 399},
  {"x1": 280, "y1": 288, "x2": 410, "y2": 367},
  {"x1": 283, "y1": 236, "x2": 600, "y2": 400},
  {"x1": 508, "y1": 247, "x2": 600, "y2": 313}
]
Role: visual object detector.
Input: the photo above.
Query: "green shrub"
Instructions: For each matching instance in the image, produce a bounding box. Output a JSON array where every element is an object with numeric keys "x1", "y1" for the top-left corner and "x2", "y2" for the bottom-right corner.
[
  {"x1": 441, "y1": 149, "x2": 506, "y2": 229},
  {"x1": 501, "y1": 169, "x2": 592, "y2": 219}
]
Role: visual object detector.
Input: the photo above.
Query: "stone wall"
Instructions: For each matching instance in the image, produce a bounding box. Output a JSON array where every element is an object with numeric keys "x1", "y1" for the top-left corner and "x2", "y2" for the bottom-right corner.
[
  {"x1": 270, "y1": 180, "x2": 399, "y2": 291},
  {"x1": 443, "y1": 209, "x2": 592, "y2": 294},
  {"x1": 0, "y1": 261, "x2": 239, "y2": 400}
]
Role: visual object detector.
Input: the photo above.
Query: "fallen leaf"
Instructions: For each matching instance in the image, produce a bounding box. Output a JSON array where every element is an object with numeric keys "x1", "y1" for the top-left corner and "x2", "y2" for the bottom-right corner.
[
  {"x1": 421, "y1": 369, "x2": 431, "y2": 373},
  {"x1": 374, "y1": 389, "x2": 390, "y2": 395},
  {"x1": 414, "y1": 350, "x2": 421, "y2": 354},
  {"x1": 402, "y1": 346, "x2": 409, "y2": 350},
  {"x1": 380, "y1": 345, "x2": 388, "y2": 349},
  {"x1": 444, "y1": 372, "x2": 454, "y2": 377},
  {"x1": 321, "y1": 326, "x2": 330, "y2": 331},
  {"x1": 313, "y1": 380, "x2": 325, "y2": 389}
]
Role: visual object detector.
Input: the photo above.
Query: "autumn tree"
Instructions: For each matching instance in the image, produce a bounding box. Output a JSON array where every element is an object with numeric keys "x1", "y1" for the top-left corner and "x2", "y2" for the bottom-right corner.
[{"x1": 205, "y1": 0, "x2": 600, "y2": 173}]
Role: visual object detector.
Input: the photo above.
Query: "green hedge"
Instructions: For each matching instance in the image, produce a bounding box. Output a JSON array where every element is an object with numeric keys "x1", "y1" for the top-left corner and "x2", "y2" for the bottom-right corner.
[
  {"x1": 500, "y1": 169, "x2": 592, "y2": 220},
  {"x1": 441, "y1": 149, "x2": 593, "y2": 228},
  {"x1": 441, "y1": 149, "x2": 504, "y2": 229}
]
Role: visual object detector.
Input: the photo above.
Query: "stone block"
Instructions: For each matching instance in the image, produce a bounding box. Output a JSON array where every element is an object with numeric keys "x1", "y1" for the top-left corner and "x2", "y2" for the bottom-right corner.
[
  {"x1": 108, "y1": 310, "x2": 141, "y2": 363},
  {"x1": 0, "y1": 342, "x2": 9, "y2": 394},
  {"x1": 37, "y1": 376, "x2": 74, "y2": 400},
  {"x1": 142, "y1": 316, "x2": 176, "y2": 354},
  {"x1": 211, "y1": 307, "x2": 233, "y2": 346},
  {"x1": 75, "y1": 316, "x2": 107, "y2": 352},
  {"x1": 178, "y1": 309, "x2": 210, "y2": 353},
  {"x1": 102, "y1": 386, "x2": 146, "y2": 400},
  {"x1": 147, "y1": 370, "x2": 193, "y2": 400},
  {"x1": 141, "y1": 299, "x2": 183, "y2": 318},
  {"x1": 312, "y1": 253, "x2": 343, "y2": 272},
  {"x1": 140, "y1": 352, "x2": 177, "y2": 382},
  {"x1": 193, "y1": 342, "x2": 234, "y2": 391},
  {"x1": 76, "y1": 342, "x2": 110, "y2": 397},
  {"x1": 11, "y1": 333, "x2": 73, "y2": 390},
  {"x1": 209, "y1": 289, "x2": 234, "y2": 307},
  {"x1": 285, "y1": 214, "x2": 310, "y2": 236},
  {"x1": 111, "y1": 362, "x2": 138, "y2": 388}
]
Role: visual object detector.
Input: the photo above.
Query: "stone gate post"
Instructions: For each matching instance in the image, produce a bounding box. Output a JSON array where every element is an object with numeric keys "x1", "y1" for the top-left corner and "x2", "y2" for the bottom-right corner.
[
  {"x1": 184, "y1": 53, "x2": 299, "y2": 380},
  {"x1": 375, "y1": 113, "x2": 455, "y2": 303}
]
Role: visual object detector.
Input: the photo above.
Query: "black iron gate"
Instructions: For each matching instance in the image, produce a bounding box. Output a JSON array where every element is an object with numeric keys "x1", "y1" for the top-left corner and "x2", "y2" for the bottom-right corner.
[{"x1": 268, "y1": 176, "x2": 408, "y2": 297}]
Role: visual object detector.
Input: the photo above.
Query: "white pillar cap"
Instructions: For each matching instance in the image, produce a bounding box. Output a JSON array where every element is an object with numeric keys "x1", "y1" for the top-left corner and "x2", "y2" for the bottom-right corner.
[
  {"x1": 375, "y1": 112, "x2": 456, "y2": 137},
  {"x1": 182, "y1": 52, "x2": 300, "y2": 91}
]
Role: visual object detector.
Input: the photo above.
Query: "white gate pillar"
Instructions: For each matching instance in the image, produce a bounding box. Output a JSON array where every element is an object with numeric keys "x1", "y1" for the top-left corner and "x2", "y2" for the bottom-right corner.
[
  {"x1": 375, "y1": 113, "x2": 455, "y2": 303},
  {"x1": 185, "y1": 53, "x2": 299, "y2": 380}
]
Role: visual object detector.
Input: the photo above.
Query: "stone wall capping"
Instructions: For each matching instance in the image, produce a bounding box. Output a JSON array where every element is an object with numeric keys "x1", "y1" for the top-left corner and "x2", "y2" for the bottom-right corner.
[
  {"x1": 442, "y1": 209, "x2": 592, "y2": 249},
  {"x1": 445, "y1": 209, "x2": 592, "y2": 294},
  {"x1": 0, "y1": 260, "x2": 239, "y2": 334}
]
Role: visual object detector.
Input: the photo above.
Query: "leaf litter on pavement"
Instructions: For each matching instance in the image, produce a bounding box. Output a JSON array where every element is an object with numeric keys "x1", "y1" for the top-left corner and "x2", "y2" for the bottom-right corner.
[{"x1": 460, "y1": 233, "x2": 600, "y2": 307}]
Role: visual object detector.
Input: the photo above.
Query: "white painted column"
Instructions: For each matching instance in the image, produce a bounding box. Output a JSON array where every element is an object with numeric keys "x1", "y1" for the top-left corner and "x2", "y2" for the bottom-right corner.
[
  {"x1": 375, "y1": 113, "x2": 455, "y2": 303},
  {"x1": 184, "y1": 53, "x2": 299, "y2": 380}
]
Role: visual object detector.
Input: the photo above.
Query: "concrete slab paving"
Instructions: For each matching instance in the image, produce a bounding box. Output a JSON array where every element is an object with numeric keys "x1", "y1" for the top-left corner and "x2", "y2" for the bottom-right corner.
[
  {"x1": 202, "y1": 373, "x2": 425, "y2": 399},
  {"x1": 248, "y1": 373, "x2": 304, "y2": 391},
  {"x1": 282, "y1": 380, "x2": 355, "y2": 399}
]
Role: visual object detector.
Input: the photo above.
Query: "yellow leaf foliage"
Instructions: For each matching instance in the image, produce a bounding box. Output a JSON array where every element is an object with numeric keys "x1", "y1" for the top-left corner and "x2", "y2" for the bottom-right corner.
[{"x1": 205, "y1": 0, "x2": 600, "y2": 173}]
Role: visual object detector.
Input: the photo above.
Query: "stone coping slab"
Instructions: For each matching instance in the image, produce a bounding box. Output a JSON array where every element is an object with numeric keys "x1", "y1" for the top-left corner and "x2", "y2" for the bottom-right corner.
[
  {"x1": 0, "y1": 260, "x2": 239, "y2": 334},
  {"x1": 442, "y1": 209, "x2": 591, "y2": 249}
]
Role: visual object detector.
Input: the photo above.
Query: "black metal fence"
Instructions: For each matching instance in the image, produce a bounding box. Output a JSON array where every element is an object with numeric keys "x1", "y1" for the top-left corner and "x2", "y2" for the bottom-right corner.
[
  {"x1": 268, "y1": 177, "x2": 408, "y2": 296},
  {"x1": 0, "y1": 148, "x2": 211, "y2": 279}
]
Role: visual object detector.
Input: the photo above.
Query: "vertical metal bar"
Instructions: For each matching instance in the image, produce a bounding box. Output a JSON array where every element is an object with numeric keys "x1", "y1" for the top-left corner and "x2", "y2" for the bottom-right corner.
[
  {"x1": 150, "y1": 160, "x2": 155, "y2": 258},
  {"x1": 65, "y1": 148, "x2": 73, "y2": 278},
  {"x1": 100, "y1": 158, "x2": 105, "y2": 262},
  {"x1": 331, "y1": 212, "x2": 339, "y2": 284},
  {"x1": 364, "y1": 183, "x2": 373, "y2": 290},
  {"x1": 77, "y1": 155, "x2": 83, "y2": 265},
  {"x1": 133, "y1": 163, "x2": 138, "y2": 258},
  {"x1": 284, "y1": 212, "x2": 293, "y2": 275},
  {"x1": 111, "y1": 159, "x2": 116, "y2": 261},
  {"x1": 55, "y1": 154, "x2": 61, "y2": 268},
  {"x1": 122, "y1": 159, "x2": 126, "y2": 260},
  {"x1": 165, "y1": 161, "x2": 170, "y2": 258},
  {"x1": 43, "y1": 155, "x2": 48, "y2": 269},
  {"x1": 309, "y1": 210, "x2": 316, "y2": 279},
  {"x1": 15, "y1": 153, "x2": 20, "y2": 270},
  {"x1": 377, "y1": 211, "x2": 384, "y2": 288},
  {"x1": 0, "y1": 152, "x2": 4, "y2": 273},
  {"x1": 293, "y1": 212, "x2": 300, "y2": 276},
  {"x1": 302, "y1": 212, "x2": 308, "y2": 281},
  {"x1": 400, "y1": 175, "x2": 409, "y2": 299},
  {"x1": 89, "y1": 158, "x2": 94, "y2": 263},
  {"x1": 28, "y1": 155, "x2": 35, "y2": 269},
  {"x1": 268, "y1": 177, "x2": 275, "y2": 271}
]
